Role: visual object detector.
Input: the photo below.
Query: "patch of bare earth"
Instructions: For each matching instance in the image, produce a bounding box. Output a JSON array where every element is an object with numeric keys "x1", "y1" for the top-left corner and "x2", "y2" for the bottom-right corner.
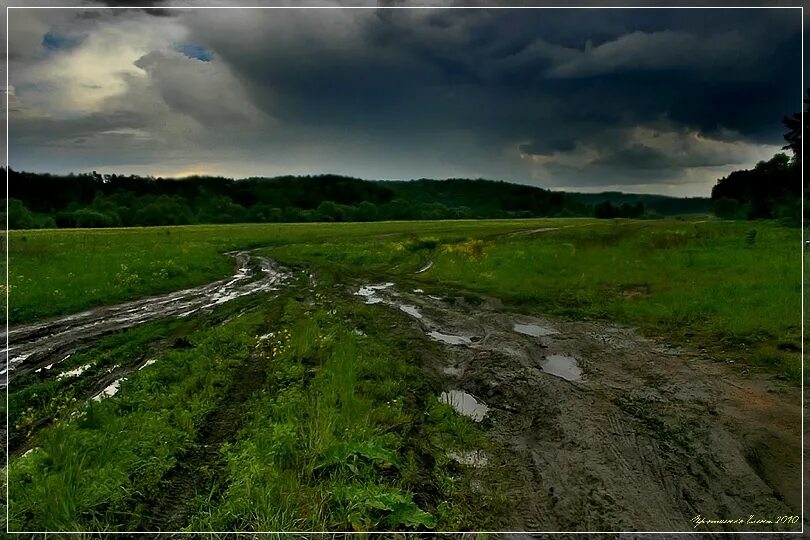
[{"x1": 363, "y1": 284, "x2": 801, "y2": 533}]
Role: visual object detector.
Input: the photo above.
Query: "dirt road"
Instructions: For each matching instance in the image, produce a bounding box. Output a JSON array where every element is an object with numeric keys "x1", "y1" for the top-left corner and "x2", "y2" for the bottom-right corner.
[
  {"x1": 4, "y1": 252, "x2": 801, "y2": 532},
  {"x1": 2, "y1": 251, "x2": 289, "y2": 385},
  {"x1": 357, "y1": 282, "x2": 802, "y2": 533}
]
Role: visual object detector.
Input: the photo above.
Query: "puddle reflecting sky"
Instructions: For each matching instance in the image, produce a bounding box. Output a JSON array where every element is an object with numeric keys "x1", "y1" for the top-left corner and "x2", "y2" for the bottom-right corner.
[
  {"x1": 513, "y1": 323, "x2": 557, "y2": 337},
  {"x1": 541, "y1": 354, "x2": 582, "y2": 381},
  {"x1": 440, "y1": 390, "x2": 489, "y2": 421}
]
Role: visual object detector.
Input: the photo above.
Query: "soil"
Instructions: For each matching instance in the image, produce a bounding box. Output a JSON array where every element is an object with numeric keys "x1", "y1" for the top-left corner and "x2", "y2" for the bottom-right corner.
[{"x1": 358, "y1": 283, "x2": 802, "y2": 533}]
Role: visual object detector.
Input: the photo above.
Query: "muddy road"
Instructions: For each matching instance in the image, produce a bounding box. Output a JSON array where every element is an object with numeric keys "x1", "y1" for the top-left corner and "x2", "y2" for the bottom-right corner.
[
  {"x1": 356, "y1": 282, "x2": 802, "y2": 533},
  {"x1": 2, "y1": 251, "x2": 289, "y2": 386},
  {"x1": 4, "y1": 247, "x2": 801, "y2": 532}
]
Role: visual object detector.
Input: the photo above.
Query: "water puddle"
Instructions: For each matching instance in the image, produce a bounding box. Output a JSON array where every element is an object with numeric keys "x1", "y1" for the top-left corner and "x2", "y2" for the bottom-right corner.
[
  {"x1": 413, "y1": 288, "x2": 424, "y2": 294},
  {"x1": 138, "y1": 359, "x2": 157, "y2": 371},
  {"x1": 415, "y1": 260, "x2": 433, "y2": 274},
  {"x1": 92, "y1": 377, "x2": 125, "y2": 401},
  {"x1": 439, "y1": 390, "x2": 489, "y2": 421},
  {"x1": 356, "y1": 283, "x2": 394, "y2": 296},
  {"x1": 2, "y1": 251, "x2": 291, "y2": 386},
  {"x1": 57, "y1": 363, "x2": 92, "y2": 380},
  {"x1": 355, "y1": 283, "x2": 394, "y2": 304},
  {"x1": 513, "y1": 323, "x2": 557, "y2": 337},
  {"x1": 398, "y1": 304, "x2": 423, "y2": 319},
  {"x1": 541, "y1": 354, "x2": 582, "y2": 382},
  {"x1": 448, "y1": 449, "x2": 489, "y2": 467},
  {"x1": 428, "y1": 331, "x2": 472, "y2": 346}
]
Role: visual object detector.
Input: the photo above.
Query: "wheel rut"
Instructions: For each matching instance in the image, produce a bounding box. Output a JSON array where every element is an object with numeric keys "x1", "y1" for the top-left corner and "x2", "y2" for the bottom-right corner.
[
  {"x1": 136, "y1": 346, "x2": 269, "y2": 532},
  {"x1": 352, "y1": 280, "x2": 801, "y2": 532}
]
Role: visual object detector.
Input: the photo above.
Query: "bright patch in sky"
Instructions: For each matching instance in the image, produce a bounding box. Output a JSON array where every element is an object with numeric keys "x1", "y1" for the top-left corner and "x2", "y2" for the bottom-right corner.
[{"x1": 7, "y1": 8, "x2": 802, "y2": 197}]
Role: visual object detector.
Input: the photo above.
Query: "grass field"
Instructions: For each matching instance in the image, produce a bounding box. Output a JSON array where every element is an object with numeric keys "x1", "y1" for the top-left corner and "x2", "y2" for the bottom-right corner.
[
  {"x1": 5, "y1": 217, "x2": 800, "y2": 379},
  {"x1": 3, "y1": 217, "x2": 802, "y2": 532}
]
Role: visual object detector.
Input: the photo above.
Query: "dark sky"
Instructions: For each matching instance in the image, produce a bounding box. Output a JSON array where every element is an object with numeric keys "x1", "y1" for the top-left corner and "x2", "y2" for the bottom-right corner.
[{"x1": 5, "y1": 2, "x2": 804, "y2": 196}]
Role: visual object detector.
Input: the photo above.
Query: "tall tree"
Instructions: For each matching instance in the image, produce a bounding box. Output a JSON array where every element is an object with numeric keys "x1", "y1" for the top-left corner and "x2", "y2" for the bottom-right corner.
[{"x1": 782, "y1": 88, "x2": 808, "y2": 162}]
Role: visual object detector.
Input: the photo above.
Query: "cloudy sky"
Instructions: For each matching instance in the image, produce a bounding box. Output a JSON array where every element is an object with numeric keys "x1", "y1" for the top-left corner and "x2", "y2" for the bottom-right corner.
[{"x1": 4, "y1": 2, "x2": 804, "y2": 196}]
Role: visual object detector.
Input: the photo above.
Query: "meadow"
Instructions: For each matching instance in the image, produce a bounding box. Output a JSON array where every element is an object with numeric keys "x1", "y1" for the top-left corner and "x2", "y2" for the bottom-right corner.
[
  {"x1": 6, "y1": 217, "x2": 801, "y2": 379},
  {"x1": 3, "y1": 216, "x2": 802, "y2": 531}
]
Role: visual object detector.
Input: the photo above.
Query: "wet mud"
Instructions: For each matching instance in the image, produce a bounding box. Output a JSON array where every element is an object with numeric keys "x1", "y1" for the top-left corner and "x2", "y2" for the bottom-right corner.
[
  {"x1": 356, "y1": 283, "x2": 802, "y2": 532},
  {"x1": 2, "y1": 252, "x2": 289, "y2": 385}
]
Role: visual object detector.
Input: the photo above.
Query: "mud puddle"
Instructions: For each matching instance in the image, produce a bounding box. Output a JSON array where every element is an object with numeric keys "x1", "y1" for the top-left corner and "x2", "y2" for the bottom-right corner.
[
  {"x1": 513, "y1": 322, "x2": 557, "y2": 337},
  {"x1": 359, "y1": 281, "x2": 801, "y2": 531},
  {"x1": 92, "y1": 377, "x2": 125, "y2": 401},
  {"x1": 399, "y1": 304, "x2": 423, "y2": 319},
  {"x1": 1, "y1": 252, "x2": 290, "y2": 385},
  {"x1": 428, "y1": 330, "x2": 472, "y2": 345},
  {"x1": 440, "y1": 390, "x2": 489, "y2": 421},
  {"x1": 541, "y1": 354, "x2": 582, "y2": 381}
]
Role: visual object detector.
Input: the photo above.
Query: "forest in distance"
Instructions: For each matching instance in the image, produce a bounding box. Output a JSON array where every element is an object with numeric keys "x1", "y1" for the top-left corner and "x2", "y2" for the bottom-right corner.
[
  {"x1": 4, "y1": 151, "x2": 800, "y2": 230},
  {"x1": 7, "y1": 170, "x2": 704, "y2": 229},
  {"x1": 7, "y1": 89, "x2": 804, "y2": 231}
]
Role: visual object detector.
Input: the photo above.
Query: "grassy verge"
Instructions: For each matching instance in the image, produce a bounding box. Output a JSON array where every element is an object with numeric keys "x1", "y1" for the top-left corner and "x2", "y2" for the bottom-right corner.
[
  {"x1": 8, "y1": 295, "x2": 273, "y2": 530},
  {"x1": 7, "y1": 279, "x2": 497, "y2": 531},
  {"x1": 267, "y1": 219, "x2": 801, "y2": 381}
]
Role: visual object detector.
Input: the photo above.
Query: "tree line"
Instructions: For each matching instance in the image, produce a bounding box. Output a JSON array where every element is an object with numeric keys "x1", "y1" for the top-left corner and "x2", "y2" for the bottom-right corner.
[
  {"x1": 3, "y1": 171, "x2": 695, "y2": 229},
  {"x1": 709, "y1": 90, "x2": 805, "y2": 225}
]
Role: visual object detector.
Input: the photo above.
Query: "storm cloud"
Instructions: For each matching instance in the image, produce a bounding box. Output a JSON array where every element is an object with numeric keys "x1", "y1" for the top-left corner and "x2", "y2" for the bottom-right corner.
[{"x1": 6, "y1": 4, "x2": 803, "y2": 195}]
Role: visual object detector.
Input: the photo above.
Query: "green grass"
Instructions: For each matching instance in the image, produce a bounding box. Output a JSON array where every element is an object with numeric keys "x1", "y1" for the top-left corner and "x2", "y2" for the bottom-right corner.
[
  {"x1": 8, "y1": 297, "x2": 270, "y2": 531},
  {"x1": 5, "y1": 217, "x2": 800, "y2": 531},
  {"x1": 8, "y1": 284, "x2": 493, "y2": 531},
  {"x1": 266, "y1": 219, "x2": 801, "y2": 381},
  {"x1": 3, "y1": 220, "x2": 565, "y2": 324},
  {"x1": 4, "y1": 218, "x2": 801, "y2": 380}
]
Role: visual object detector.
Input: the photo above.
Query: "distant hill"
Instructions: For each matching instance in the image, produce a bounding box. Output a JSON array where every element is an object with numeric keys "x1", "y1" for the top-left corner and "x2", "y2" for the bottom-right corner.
[{"x1": 5, "y1": 169, "x2": 707, "y2": 229}]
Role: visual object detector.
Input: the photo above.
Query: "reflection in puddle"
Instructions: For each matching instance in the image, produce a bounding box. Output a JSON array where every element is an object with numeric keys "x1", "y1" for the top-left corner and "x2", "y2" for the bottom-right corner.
[
  {"x1": 399, "y1": 304, "x2": 423, "y2": 319},
  {"x1": 513, "y1": 323, "x2": 557, "y2": 337},
  {"x1": 440, "y1": 390, "x2": 489, "y2": 421},
  {"x1": 428, "y1": 331, "x2": 472, "y2": 346},
  {"x1": 448, "y1": 449, "x2": 489, "y2": 467},
  {"x1": 92, "y1": 377, "x2": 125, "y2": 401},
  {"x1": 541, "y1": 354, "x2": 582, "y2": 381},
  {"x1": 57, "y1": 363, "x2": 92, "y2": 380},
  {"x1": 355, "y1": 283, "x2": 394, "y2": 305},
  {"x1": 356, "y1": 283, "x2": 394, "y2": 296},
  {"x1": 138, "y1": 358, "x2": 157, "y2": 371}
]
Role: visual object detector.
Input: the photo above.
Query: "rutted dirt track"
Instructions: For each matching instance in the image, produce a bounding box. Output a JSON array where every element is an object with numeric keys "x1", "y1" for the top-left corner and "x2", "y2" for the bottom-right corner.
[
  {"x1": 3, "y1": 252, "x2": 290, "y2": 460},
  {"x1": 358, "y1": 283, "x2": 802, "y2": 532},
  {"x1": 4, "y1": 248, "x2": 802, "y2": 533},
  {"x1": 2, "y1": 251, "x2": 289, "y2": 385}
]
